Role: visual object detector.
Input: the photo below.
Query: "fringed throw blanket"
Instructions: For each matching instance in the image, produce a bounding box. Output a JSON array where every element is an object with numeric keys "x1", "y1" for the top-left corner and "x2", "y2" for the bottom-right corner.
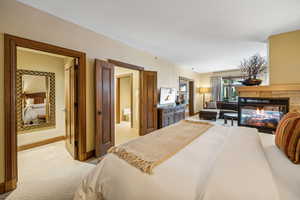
[{"x1": 108, "y1": 120, "x2": 213, "y2": 174}]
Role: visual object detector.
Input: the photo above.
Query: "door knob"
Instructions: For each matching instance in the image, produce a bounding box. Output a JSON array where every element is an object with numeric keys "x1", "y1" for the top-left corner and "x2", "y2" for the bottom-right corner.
[{"x1": 98, "y1": 111, "x2": 102, "y2": 115}]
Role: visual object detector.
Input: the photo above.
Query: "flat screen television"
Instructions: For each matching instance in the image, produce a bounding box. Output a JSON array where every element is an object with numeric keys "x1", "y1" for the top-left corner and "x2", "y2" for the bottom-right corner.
[{"x1": 159, "y1": 87, "x2": 177, "y2": 105}]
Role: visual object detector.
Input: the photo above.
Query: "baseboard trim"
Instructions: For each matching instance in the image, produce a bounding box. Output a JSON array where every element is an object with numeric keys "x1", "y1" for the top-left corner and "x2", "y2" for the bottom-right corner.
[
  {"x1": 18, "y1": 136, "x2": 66, "y2": 152},
  {"x1": 78, "y1": 150, "x2": 95, "y2": 161},
  {"x1": 0, "y1": 182, "x2": 4, "y2": 194},
  {"x1": 85, "y1": 150, "x2": 95, "y2": 160},
  {"x1": 0, "y1": 178, "x2": 17, "y2": 194},
  {"x1": 5, "y1": 178, "x2": 17, "y2": 193}
]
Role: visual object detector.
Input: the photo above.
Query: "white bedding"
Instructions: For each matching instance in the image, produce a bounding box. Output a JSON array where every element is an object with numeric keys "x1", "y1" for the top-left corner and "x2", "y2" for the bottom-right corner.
[
  {"x1": 23, "y1": 103, "x2": 46, "y2": 123},
  {"x1": 259, "y1": 133, "x2": 300, "y2": 200},
  {"x1": 74, "y1": 125, "x2": 299, "y2": 200}
]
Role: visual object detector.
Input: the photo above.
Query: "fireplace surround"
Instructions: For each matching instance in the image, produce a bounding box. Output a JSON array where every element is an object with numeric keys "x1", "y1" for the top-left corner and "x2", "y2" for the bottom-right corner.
[{"x1": 238, "y1": 97, "x2": 289, "y2": 133}]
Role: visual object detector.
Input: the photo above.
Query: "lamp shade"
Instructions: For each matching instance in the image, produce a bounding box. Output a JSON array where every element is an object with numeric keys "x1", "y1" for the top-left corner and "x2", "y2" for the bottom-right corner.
[{"x1": 199, "y1": 87, "x2": 211, "y2": 94}]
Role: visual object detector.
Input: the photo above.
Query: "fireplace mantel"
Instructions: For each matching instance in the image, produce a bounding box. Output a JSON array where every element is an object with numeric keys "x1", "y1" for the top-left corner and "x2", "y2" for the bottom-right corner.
[
  {"x1": 238, "y1": 84, "x2": 300, "y2": 92},
  {"x1": 238, "y1": 84, "x2": 300, "y2": 112}
]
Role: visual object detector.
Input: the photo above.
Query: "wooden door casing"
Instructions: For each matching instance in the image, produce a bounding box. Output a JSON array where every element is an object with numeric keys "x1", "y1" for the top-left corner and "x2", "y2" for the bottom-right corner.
[
  {"x1": 140, "y1": 71, "x2": 158, "y2": 135},
  {"x1": 188, "y1": 81, "x2": 195, "y2": 116},
  {"x1": 64, "y1": 59, "x2": 78, "y2": 159},
  {"x1": 95, "y1": 59, "x2": 115, "y2": 157},
  {"x1": 116, "y1": 77, "x2": 121, "y2": 124},
  {"x1": 4, "y1": 34, "x2": 87, "y2": 193}
]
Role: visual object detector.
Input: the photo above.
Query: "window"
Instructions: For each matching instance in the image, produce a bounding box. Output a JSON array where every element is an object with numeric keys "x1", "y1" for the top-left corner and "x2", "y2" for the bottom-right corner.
[{"x1": 222, "y1": 77, "x2": 243, "y2": 102}]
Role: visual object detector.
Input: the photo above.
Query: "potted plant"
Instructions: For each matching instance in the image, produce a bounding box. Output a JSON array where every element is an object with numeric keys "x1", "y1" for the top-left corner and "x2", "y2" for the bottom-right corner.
[{"x1": 239, "y1": 54, "x2": 267, "y2": 86}]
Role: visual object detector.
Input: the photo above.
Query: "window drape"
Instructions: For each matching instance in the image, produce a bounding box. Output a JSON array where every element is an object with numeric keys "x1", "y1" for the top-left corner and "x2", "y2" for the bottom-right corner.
[{"x1": 210, "y1": 76, "x2": 222, "y2": 101}]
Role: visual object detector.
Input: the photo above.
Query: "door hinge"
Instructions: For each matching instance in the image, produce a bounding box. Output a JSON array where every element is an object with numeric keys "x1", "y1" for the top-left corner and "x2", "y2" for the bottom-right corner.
[{"x1": 75, "y1": 140, "x2": 79, "y2": 147}]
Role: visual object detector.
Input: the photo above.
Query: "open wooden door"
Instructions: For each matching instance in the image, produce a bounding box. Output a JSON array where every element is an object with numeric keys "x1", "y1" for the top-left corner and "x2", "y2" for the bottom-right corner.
[
  {"x1": 65, "y1": 58, "x2": 78, "y2": 159},
  {"x1": 140, "y1": 71, "x2": 158, "y2": 135},
  {"x1": 189, "y1": 81, "x2": 195, "y2": 116},
  {"x1": 95, "y1": 59, "x2": 115, "y2": 157}
]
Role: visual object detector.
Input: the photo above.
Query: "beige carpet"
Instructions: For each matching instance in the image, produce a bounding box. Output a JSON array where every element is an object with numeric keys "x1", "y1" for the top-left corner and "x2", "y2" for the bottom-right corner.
[
  {"x1": 0, "y1": 141, "x2": 95, "y2": 200},
  {"x1": 115, "y1": 121, "x2": 139, "y2": 145}
]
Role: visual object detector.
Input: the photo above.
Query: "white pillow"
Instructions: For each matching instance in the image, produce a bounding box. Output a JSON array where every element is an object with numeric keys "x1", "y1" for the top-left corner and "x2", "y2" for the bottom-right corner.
[{"x1": 26, "y1": 98, "x2": 34, "y2": 105}]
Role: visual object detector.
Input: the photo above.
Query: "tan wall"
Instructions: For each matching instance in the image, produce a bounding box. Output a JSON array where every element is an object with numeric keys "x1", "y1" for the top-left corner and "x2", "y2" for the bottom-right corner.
[
  {"x1": 0, "y1": 0, "x2": 202, "y2": 182},
  {"x1": 119, "y1": 77, "x2": 131, "y2": 121},
  {"x1": 269, "y1": 30, "x2": 300, "y2": 84},
  {"x1": 17, "y1": 49, "x2": 66, "y2": 137},
  {"x1": 115, "y1": 67, "x2": 140, "y2": 130}
]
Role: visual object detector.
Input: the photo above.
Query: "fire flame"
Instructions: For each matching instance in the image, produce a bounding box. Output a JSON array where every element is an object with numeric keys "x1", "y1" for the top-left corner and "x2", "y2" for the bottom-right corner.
[{"x1": 256, "y1": 108, "x2": 265, "y2": 115}]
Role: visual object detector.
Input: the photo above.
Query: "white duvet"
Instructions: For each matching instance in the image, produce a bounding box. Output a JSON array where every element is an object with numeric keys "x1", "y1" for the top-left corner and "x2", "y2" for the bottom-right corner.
[
  {"x1": 74, "y1": 125, "x2": 298, "y2": 200},
  {"x1": 23, "y1": 103, "x2": 46, "y2": 124}
]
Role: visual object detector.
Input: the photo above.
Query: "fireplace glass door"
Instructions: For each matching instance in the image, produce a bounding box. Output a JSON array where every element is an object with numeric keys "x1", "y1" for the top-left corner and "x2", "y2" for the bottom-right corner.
[
  {"x1": 238, "y1": 97, "x2": 289, "y2": 133},
  {"x1": 240, "y1": 105, "x2": 285, "y2": 129}
]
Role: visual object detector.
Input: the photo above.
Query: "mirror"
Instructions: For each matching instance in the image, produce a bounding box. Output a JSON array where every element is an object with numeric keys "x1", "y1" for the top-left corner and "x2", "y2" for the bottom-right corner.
[{"x1": 17, "y1": 70, "x2": 56, "y2": 132}]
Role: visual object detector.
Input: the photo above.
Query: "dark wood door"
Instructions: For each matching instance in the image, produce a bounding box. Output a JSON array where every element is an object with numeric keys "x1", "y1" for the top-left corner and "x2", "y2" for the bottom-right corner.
[
  {"x1": 65, "y1": 58, "x2": 78, "y2": 159},
  {"x1": 189, "y1": 81, "x2": 195, "y2": 116},
  {"x1": 140, "y1": 71, "x2": 158, "y2": 135},
  {"x1": 95, "y1": 59, "x2": 115, "y2": 157}
]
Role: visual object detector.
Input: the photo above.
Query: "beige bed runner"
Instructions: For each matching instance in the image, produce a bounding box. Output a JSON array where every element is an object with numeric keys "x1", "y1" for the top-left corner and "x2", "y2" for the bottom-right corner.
[{"x1": 108, "y1": 120, "x2": 213, "y2": 174}]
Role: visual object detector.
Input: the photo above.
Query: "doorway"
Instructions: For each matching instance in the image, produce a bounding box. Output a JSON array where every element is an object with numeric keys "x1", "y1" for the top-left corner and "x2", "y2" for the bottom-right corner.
[
  {"x1": 16, "y1": 47, "x2": 70, "y2": 152},
  {"x1": 4, "y1": 34, "x2": 87, "y2": 192},
  {"x1": 94, "y1": 59, "x2": 158, "y2": 157},
  {"x1": 179, "y1": 77, "x2": 195, "y2": 117},
  {"x1": 115, "y1": 67, "x2": 139, "y2": 145}
]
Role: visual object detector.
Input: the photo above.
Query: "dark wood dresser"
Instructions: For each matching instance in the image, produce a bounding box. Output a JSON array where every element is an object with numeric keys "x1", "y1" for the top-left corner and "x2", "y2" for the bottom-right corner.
[{"x1": 158, "y1": 105, "x2": 186, "y2": 129}]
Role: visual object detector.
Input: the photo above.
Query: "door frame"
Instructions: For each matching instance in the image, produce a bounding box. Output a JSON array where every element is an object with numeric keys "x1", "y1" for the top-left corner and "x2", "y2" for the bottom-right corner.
[
  {"x1": 4, "y1": 34, "x2": 87, "y2": 192},
  {"x1": 107, "y1": 59, "x2": 144, "y2": 136},
  {"x1": 188, "y1": 81, "x2": 195, "y2": 116},
  {"x1": 179, "y1": 76, "x2": 195, "y2": 116}
]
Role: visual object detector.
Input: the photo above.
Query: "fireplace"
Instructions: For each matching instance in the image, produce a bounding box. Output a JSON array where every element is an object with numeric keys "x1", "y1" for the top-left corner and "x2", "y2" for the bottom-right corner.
[{"x1": 238, "y1": 97, "x2": 289, "y2": 133}]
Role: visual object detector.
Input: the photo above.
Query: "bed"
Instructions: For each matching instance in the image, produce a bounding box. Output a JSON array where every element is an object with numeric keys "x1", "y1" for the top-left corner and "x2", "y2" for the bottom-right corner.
[
  {"x1": 23, "y1": 102, "x2": 46, "y2": 124},
  {"x1": 74, "y1": 123, "x2": 300, "y2": 200}
]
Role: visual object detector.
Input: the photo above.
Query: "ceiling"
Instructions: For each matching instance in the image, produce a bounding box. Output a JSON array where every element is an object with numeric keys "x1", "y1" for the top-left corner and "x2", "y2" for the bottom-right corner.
[{"x1": 17, "y1": 0, "x2": 300, "y2": 73}]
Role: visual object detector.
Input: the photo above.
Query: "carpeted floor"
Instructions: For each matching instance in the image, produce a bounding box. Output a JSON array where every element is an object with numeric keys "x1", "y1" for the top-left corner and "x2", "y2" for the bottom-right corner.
[
  {"x1": 115, "y1": 121, "x2": 139, "y2": 145},
  {"x1": 0, "y1": 141, "x2": 96, "y2": 200}
]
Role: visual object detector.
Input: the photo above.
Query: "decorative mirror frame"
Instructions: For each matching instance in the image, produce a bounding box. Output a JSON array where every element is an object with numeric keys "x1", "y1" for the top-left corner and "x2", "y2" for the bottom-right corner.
[{"x1": 16, "y1": 69, "x2": 56, "y2": 132}]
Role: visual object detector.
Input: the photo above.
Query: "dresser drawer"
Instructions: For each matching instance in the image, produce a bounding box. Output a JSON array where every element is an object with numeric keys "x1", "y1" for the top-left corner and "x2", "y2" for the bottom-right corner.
[{"x1": 158, "y1": 105, "x2": 185, "y2": 129}]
